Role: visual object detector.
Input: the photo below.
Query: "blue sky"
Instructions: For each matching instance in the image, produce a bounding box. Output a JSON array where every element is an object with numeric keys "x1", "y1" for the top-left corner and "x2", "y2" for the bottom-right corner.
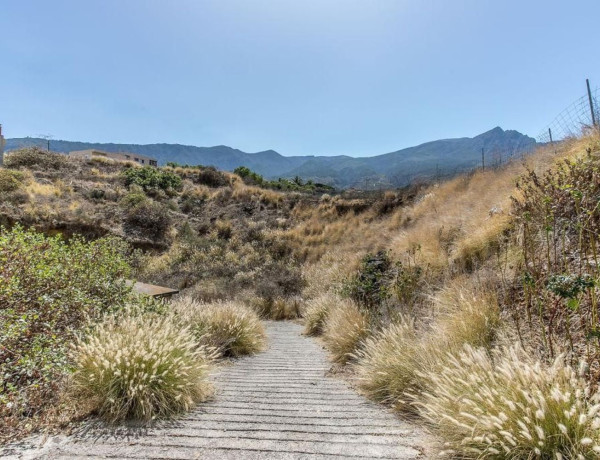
[{"x1": 1, "y1": 0, "x2": 599, "y2": 156}]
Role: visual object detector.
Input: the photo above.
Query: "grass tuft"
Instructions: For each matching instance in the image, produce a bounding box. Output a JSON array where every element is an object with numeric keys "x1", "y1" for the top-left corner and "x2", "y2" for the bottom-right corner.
[
  {"x1": 173, "y1": 297, "x2": 267, "y2": 357},
  {"x1": 71, "y1": 314, "x2": 213, "y2": 423},
  {"x1": 322, "y1": 302, "x2": 370, "y2": 363}
]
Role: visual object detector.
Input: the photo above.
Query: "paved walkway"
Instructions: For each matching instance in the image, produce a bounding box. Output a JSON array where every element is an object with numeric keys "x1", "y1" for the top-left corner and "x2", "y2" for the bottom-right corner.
[{"x1": 3, "y1": 322, "x2": 430, "y2": 459}]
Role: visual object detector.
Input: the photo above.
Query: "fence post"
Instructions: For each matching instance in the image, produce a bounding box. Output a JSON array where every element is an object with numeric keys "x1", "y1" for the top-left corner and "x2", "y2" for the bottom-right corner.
[
  {"x1": 587, "y1": 79, "x2": 597, "y2": 127},
  {"x1": 481, "y1": 148, "x2": 485, "y2": 171}
]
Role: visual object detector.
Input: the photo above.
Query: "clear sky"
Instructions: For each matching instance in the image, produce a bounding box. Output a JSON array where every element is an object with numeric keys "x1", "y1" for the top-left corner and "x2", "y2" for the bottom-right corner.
[{"x1": 1, "y1": 0, "x2": 599, "y2": 156}]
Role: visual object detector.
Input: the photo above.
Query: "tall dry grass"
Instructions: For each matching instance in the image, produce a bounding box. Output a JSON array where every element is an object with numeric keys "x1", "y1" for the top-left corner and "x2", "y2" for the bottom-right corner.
[
  {"x1": 323, "y1": 301, "x2": 371, "y2": 363},
  {"x1": 355, "y1": 279, "x2": 500, "y2": 412}
]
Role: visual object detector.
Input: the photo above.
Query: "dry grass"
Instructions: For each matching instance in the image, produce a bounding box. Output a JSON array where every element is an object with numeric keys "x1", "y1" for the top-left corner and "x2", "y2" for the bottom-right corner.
[
  {"x1": 355, "y1": 279, "x2": 501, "y2": 412},
  {"x1": 173, "y1": 297, "x2": 267, "y2": 357},
  {"x1": 322, "y1": 302, "x2": 371, "y2": 363},
  {"x1": 432, "y1": 277, "x2": 501, "y2": 349},
  {"x1": 71, "y1": 314, "x2": 213, "y2": 422},
  {"x1": 416, "y1": 345, "x2": 600, "y2": 458},
  {"x1": 251, "y1": 297, "x2": 303, "y2": 320},
  {"x1": 304, "y1": 293, "x2": 346, "y2": 336}
]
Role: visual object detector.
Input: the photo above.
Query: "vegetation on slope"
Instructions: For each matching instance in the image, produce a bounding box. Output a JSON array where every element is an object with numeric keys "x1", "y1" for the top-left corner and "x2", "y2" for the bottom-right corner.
[
  {"x1": 4, "y1": 132, "x2": 600, "y2": 457},
  {"x1": 294, "y1": 131, "x2": 600, "y2": 457}
]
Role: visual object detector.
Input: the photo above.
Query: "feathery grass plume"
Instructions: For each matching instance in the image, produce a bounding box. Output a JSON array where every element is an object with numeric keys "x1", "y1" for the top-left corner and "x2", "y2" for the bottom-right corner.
[
  {"x1": 354, "y1": 317, "x2": 422, "y2": 408},
  {"x1": 303, "y1": 293, "x2": 345, "y2": 336},
  {"x1": 355, "y1": 281, "x2": 500, "y2": 412},
  {"x1": 71, "y1": 314, "x2": 213, "y2": 423},
  {"x1": 416, "y1": 345, "x2": 600, "y2": 459},
  {"x1": 323, "y1": 302, "x2": 371, "y2": 363},
  {"x1": 173, "y1": 297, "x2": 266, "y2": 357}
]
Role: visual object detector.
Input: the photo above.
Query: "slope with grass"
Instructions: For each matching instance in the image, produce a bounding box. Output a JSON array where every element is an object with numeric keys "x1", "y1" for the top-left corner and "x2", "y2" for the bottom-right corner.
[
  {"x1": 295, "y1": 131, "x2": 600, "y2": 458},
  {"x1": 4, "y1": 131, "x2": 600, "y2": 458}
]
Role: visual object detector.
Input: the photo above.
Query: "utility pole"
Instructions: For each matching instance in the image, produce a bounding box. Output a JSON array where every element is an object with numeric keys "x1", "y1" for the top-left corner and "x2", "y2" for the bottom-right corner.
[
  {"x1": 481, "y1": 147, "x2": 485, "y2": 171},
  {"x1": 587, "y1": 78, "x2": 597, "y2": 127},
  {"x1": 0, "y1": 124, "x2": 5, "y2": 167}
]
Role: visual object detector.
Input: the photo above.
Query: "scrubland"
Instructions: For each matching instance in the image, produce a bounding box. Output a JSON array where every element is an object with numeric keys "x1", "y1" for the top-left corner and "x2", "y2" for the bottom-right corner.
[
  {"x1": 3, "y1": 132, "x2": 600, "y2": 457},
  {"x1": 296, "y1": 131, "x2": 600, "y2": 458}
]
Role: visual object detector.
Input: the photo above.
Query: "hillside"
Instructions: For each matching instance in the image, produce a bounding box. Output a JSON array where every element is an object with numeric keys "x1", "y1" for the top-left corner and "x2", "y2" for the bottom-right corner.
[
  {"x1": 3, "y1": 132, "x2": 600, "y2": 459},
  {"x1": 6, "y1": 127, "x2": 535, "y2": 188}
]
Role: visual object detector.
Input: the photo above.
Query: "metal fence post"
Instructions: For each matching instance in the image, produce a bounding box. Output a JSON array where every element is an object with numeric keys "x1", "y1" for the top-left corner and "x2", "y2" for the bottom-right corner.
[{"x1": 587, "y1": 79, "x2": 597, "y2": 126}]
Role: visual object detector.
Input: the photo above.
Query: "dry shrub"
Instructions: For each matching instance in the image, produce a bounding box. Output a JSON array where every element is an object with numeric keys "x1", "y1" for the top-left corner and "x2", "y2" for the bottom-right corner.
[
  {"x1": 323, "y1": 302, "x2": 371, "y2": 363},
  {"x1": 173, "y1": 297, "x2": 266, "y2": 357},
  {"x1": 416, "y1": 345, "x2": 600, "y2": 459},
  {"x1": 251, "y1": 297, "x2": 302, "y2": 320},
  {"x1": 124, "y1": 200, "x2": 172, "y2": 241},
  {"x1": 4, "y1": 147, "x2": 68, "y2": 170},
  {"x1": 304, "y1": 293, "x2": 345, "y2": 336},
  {"x1": 71, "y1": 314, "x2": 213, "y2": 422}
]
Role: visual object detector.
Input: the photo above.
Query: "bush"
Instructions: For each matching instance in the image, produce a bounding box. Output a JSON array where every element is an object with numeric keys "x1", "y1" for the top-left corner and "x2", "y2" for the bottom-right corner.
[
  {"x1": 173, "y1": 298, "x2": 266, "y2": 358},
  {"x1": 304, "y1": 293, "x2": 341, "y2": 336},
  {"x1": 124, "y1": 200, "x2": 172, "y2": 240},
  {"x1": 4, "y1": 147, "x2": 68, "y2": 170},
  {"x1": 122, "y1": 166, "x2": 182, "y2": 193},
  {"x1": 71, "y1": 314, "x2": 213, "y2": 422},
  {"x1": 0, "y1": 226, "x2": 132, "y2": 430},
  {"x1": 344, "y1": 250, "x2": 394, "y2": 311},
  {"x1": 512, "y1": 150, "x2": 600, "y2": 372},
  {"x1": 254, "y1": 262, "x2": 305, "y2": 302},
  {"x1": 416, "y1": 345, "x2": 600, "y2": 458},
  {"x1": 323, "y1": 302, "x2": 371, "y2": 363},
  {"x1": 193, "y1": 166, "x2": 230, "y2": 188},
  {"x1": 0, "y1": 169, "x2": 26, "y2": 193}
]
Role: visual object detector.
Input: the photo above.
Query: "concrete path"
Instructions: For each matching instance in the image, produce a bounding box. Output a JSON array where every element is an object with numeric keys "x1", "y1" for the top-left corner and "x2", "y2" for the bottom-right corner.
[{"x1": 2, "y1": 321, "x2": 430, "y2": 459}]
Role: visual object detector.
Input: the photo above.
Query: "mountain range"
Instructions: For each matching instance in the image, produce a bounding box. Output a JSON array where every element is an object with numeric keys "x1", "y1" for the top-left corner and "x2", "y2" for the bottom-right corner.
[{"x1": 6, "y1": 127, "x2": 536, "y2": 188}]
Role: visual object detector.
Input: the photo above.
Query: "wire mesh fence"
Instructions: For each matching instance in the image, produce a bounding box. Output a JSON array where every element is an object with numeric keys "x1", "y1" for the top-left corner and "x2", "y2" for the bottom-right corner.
[{"x1": 536, "y1": 85, "x2": 599, "y2": 144}]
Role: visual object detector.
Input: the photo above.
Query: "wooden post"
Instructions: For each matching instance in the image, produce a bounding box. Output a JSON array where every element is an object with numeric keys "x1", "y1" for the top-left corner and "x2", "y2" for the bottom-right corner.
[{"x1": 587, "y1": 79, "x2": 597, "y2": 126}]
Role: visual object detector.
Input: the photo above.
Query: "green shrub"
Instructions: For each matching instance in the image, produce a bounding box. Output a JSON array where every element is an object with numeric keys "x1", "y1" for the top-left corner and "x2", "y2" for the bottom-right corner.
[
  {"x1": 120, "y1": 188, "x2": 148, "y2": 209},
  {"x1": 0, "y1": 169, "x2": 26, "y2": 193},
  {"x1": 122, "y1": 166, "x2": 182, "y2": 193},
  {"x1": 71, "y1": 314, "x2": 213, "y2": 422},
  {"x1": 344, "y1": 250, "x2": 394, "y2": 310},
  {"x1": 234, "y1": 166, "x2": 265, "y2": 186},
  {"x1": 512, "y1": 150, "x2": 600, "y2": 371},
  {"x1": 4, "y1": 147, "x2": 68, "y2": 170},
  {"x1": 173, "y1": 298, "x2": 266, "y2": 358},
  {"x1": 416, "y1": 345, "x2": 600, "y2": 458},
  {"x1": 0, "y1": 226, "x2": 132, "y2": 423},
  {"x1": 124, "y1": 200, "x2": 172, "y2": 240}
]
